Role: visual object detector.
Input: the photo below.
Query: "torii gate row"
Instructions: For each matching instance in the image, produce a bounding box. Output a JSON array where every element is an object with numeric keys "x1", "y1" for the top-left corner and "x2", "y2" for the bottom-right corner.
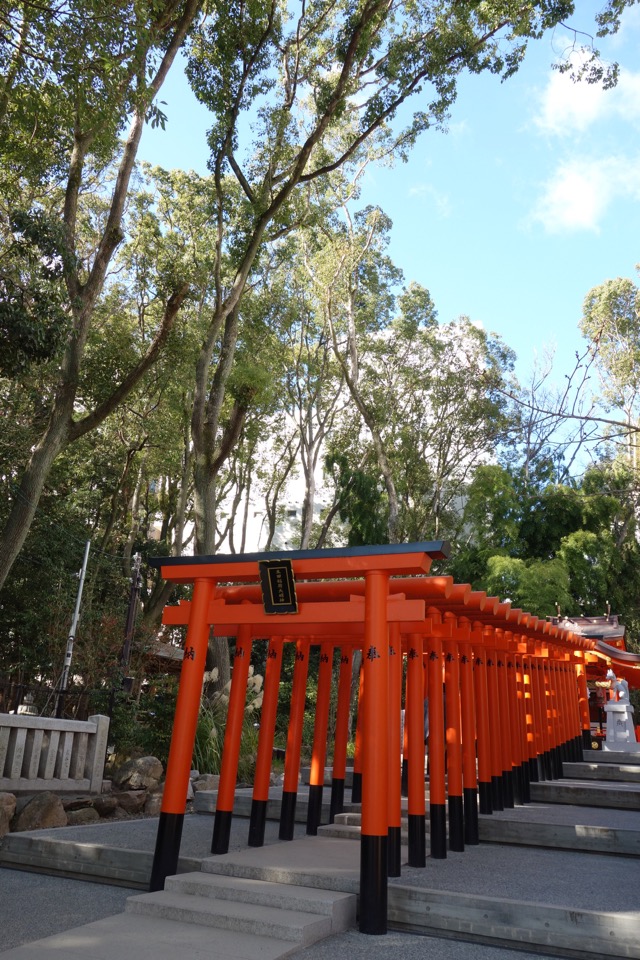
[{"x1": 147, "y1": 543, "x2": 597, "y2": 935}]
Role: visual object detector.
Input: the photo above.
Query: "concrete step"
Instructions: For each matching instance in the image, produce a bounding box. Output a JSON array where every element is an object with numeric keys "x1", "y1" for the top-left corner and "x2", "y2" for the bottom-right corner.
[
  {"x1": 194, "y1": 787, "x2": 333, "y2": 819},
  {"x1": 565, "y1": 761, "x2": 640, "y2": 783},
  {"x1": 324, "y1": 807, "x2": 640, "y2": 857},
  {"x1": 0, "y1": 911, "x2": 308, "y2": 960},
  {"x1": 386, "y1": 881, "x2": 640, "y2": 958},
  {"x1": 585, "y1": 748, "x2": 640, "y2": 765},
  {"x1": 0, "y1": 833, "x2": 200, "y2": 887},
  {"x1": 163, "y1": 871, "x2": 356, "y2": 926},
  {"x1": 127, "y1": 889, "x2": 333, "y2": 943},
  {"x1": 530, "y1": 779, "x2": 640, "y2": 809}
]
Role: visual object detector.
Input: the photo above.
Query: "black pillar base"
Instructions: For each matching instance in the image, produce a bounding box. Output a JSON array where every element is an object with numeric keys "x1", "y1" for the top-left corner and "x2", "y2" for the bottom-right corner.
[
  {"x1": 478, "y1": 780, "x2": 492, "y2": 815},
  {"x1": 583, "y1": 729, "x2": 593, "y2": 750},
  {"x1": 502, "y1": 770, "x2": 514, "y2": 809},
  {"x1": 448, "y1": 795, "x2": 464, "y2": 852},
  {"x1": 329, "y1": 778, "x2": 345, "y2": 824},
  {"x1": 279, "y1": 790, "x2": 297, "y2": 841},
  {"x1": 248, "y1": 799, "x2": 267, "y2": 847},
  {"x1": 150, "y1": 811, "x2": 184, "y2": 892},
  {"x1": 407, "y1": 813, "x2": 426, "y2": 867},
  {"x1": 543, "y1": 751, "x2": 554, "y2": 781},
  {"x1": 463, "y1": 787, "x2": 479, "y2": 844},
  {"x1": 387, "y1": 825, "x2": 401, "y2": 877},
  {"x1": 430, "y1": 803, "x2": 447, "y2": 859},
  {"x1": 359, "y1": 835, "x2": 387, "y2": 935},
  {"x1": 520, "y1": 762, "x2": 531, "y2": 804},
  {"x1": 351, "y1": 771, "x2": 362, "y2": 804},
  {"x1": 401, "y1": 758, "x2": 408, "y2": 798},
  {"x1": 491, "y1": 775, "x2": 504, "y2": 811},
  {"x1": 306, "y1": 783, "x2": 323, "y2": 835},
  {"x1": 528, "y1": 757, "x2": 539, "y2": 783},
  {"x1": 211, "y1": 808, "x2": 232, "y2": 854},
  {"x1": 512, "y1": 765, "x2": 522, "y2": 805}
]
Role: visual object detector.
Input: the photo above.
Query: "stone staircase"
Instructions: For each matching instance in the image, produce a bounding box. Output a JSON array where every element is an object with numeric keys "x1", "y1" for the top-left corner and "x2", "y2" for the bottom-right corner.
[{"x1": 126, "y1": 870, "x2": 356, "y2": 960}]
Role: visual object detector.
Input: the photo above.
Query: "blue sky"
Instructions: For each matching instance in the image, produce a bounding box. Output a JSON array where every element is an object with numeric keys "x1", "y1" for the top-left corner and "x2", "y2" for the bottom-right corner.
[{"x1": 138, "y1": 4, "x2": 640, "y2": 389}]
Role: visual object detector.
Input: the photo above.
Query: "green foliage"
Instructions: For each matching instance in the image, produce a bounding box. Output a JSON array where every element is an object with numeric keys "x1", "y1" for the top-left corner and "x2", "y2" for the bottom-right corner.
[{"x1": 0, "y1": 208, "x2": 72, "y2": 376}]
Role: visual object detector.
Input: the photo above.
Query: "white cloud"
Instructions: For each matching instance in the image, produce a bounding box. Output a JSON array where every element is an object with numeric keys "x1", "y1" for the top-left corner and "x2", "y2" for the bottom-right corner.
[
  {"x1": 532, "y1": 58, "x2": 640, "y2": 136},
  {"x1": 407, "y1": 183, "x2": 451, "y2": 218},
  {"x1": 529, "y1": 154, "x2": 640, "y2": 233}
]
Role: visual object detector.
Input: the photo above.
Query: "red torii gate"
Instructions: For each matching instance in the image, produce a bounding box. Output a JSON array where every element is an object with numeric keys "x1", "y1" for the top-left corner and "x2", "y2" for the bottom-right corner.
[{"x1": 148, "y1": 542, "x2": 594, "y2": 935}]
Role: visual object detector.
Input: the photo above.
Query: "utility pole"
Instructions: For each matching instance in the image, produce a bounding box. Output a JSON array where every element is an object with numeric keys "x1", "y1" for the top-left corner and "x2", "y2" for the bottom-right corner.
[
  {"x1": 55, "y1": 540, "x2": 91, "y2": 718},
  {"x1": 121, "y1": 552, "x2": 143, "y2": 691}
]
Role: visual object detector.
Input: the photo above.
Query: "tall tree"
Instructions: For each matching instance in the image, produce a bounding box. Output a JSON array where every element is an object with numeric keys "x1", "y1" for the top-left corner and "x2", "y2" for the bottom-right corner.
[{"x1": 0, "y1": 0, "x2": 203, "y2": 590}]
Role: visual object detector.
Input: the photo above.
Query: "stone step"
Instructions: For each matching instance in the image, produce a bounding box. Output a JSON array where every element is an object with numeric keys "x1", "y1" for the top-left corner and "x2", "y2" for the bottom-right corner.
[
  {"x1": 585, "y1": 748, "x2": 640, "y2": 765},
  {"x1": 386, "y1": 882, "x2": 640, "y2": 958},
  {"x1": 0, "y1": 833, "x2": 200, "y2": 887},
  {"x1": 324, "y1": 808, "x2": 640, "y2": 857},
  {"x1": 126, "y1": 889, "x2": 333, "y2": 944},
  {"x1": 565, "y1": 761, "x2": 640, "y2": 783},
  {"x1": 530, "y1": 779, "x2": 640, "y2": 809},
  {"x1": 163, "y1": 871, "x2": 356, "y2": 926}
]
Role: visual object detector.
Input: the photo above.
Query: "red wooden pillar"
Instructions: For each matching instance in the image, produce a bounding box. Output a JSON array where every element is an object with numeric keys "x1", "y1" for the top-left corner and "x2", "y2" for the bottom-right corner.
[
  {"x1": 249, "y1": 637, "x2": 284, "y2": 846},
  {"x1": 485, "y1": 628, "x2": 504, "y2": 811},
  {"x1": 212, "y1": 623, "x2": 252, "y2": 853},
  {"x1": 359, "y1": 570, "x2": 389, "y2": 935},
  {"x1": 473, "y1": 624, "x2": 492, "y2": 815},
  {"x1": 444, "y1": 634, "x2": 464, "y2": 851},
  {"x1": 427, "y1": 625, "x2": 446, "y2": 859},
  {"x1": 575, "y1": 654, "x2": 591, "y2": 752},
  {"x1": 505, "y1": 633, "x2": 524, "y2": 804},
  {"x1": 330, "y1": 644, "x2": 354, "y2": 823},
  {"x1": 495, "y1": 629, "x2": 514, "y2": 808},
  {"x1": 514, "y1": 647, "x2": 531, "y2": 803},
  {"x1": 459, "y1": 623, "x2": 479, "y2": 843},
  {"x1": 406, "y1": 633, "x2": 426, "y2": 866},
  {"x1": 307, "y1": 642, "x2": 334, "y2": 835},
  {"x1": 351, "y1": 662, "x2": 364, "y2": 803},
  {"x1": 530, "y1": 652, "x2": 547, "y2": 780},
  {"x1": 150, "y1": 577, "x2": 215, "y2": 891},
  {"x1": 387, "y1": 623, "x2": 403, "y2": 876},
  {"x1": 280, "y1": 638, "x2": 310, "y2": 840},
  {"x1": 522, "y1": 649, "x2": 539, "y2": 783}
]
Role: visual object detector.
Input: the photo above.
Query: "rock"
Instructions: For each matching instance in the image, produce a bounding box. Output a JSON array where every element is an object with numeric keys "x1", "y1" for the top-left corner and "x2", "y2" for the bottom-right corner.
[
  {"x1": 92, "y1": 794, "x2": 119, "y2": 817},
  {"x1": 62, "y1": 796, "x2": 93, "y2": 812},
  {"x1": 190, "y1": 769, "x2": 200, "y2": 780},
  {"x1": 112, "y1": 756, "x2": 163, "y2": 791},
  {"x1": 12, "y1": 792, "x2": 67, "y2": 832},
  {"x1": 112, "y1": 790, "x2": 148, "y2": 814},
  {"x1": 0, "y1": 793, "x2": 16, "y2": 838},
  {"x1": 187, "y1": 779, "x2": 194, "y2": 801},
  {"x1": 193, "y1": 774, "x2": 219, "y2": 793},
  {"x1": 66, "y1": 807, "x2": 100, "y2": 826},
  {"x1": 144, "y1": 790, "x2": 163, "y2": 816}
]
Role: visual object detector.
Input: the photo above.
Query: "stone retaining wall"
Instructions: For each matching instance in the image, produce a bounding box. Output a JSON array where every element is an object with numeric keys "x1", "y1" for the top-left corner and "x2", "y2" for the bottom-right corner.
[{"x1": 0, "y1": 713, "x2": 109, "y2": 794}]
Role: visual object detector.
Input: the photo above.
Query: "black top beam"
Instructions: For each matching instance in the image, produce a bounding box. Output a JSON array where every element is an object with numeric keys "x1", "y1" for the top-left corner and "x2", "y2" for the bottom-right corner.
[{"x1": 148, "y1": 540, "x2": 450, "y2": 569}]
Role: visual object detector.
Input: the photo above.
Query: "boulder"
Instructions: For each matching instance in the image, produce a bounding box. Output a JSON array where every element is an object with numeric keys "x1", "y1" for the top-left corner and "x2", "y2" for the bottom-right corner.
[
  {"x1": 112, "y1": 756, "x2": 163, "y2": 791},
  {"x1": 62, "y1": 796, "x2": 93, "y2": 812},
  {"x1": 0, "y1": 792, "x2": 16, "y2": 838},
  {"x1": 144, "y1": 790, "x2": 163, "y2": 816},
  {"x1": 92, "y1": 794, "x2": 119, "y2": 818},
  {"x1": 12, "y1": 792, "x2": 67, "y2": 832},
  {"x1": 66, "y1": 807, "x2": 100, "y2": 826},
  {"x1": 112, "y1": 790, "x2": 148, "y2": 814},
  {"x1": 193, "y1": 774, "x2": 219, "y2": 793}
]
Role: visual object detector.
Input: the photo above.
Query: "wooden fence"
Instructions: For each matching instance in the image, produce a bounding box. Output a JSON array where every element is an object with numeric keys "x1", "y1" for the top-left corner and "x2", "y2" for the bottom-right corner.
[{"x1": 0, "y1": 713, "x2": 110, "y2": 794}]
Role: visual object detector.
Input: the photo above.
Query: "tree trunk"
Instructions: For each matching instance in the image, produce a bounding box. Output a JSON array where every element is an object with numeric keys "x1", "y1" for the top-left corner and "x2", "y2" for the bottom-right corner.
[{"x1": 0, "y1": 402, "x2": 71, "y2": 590}]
